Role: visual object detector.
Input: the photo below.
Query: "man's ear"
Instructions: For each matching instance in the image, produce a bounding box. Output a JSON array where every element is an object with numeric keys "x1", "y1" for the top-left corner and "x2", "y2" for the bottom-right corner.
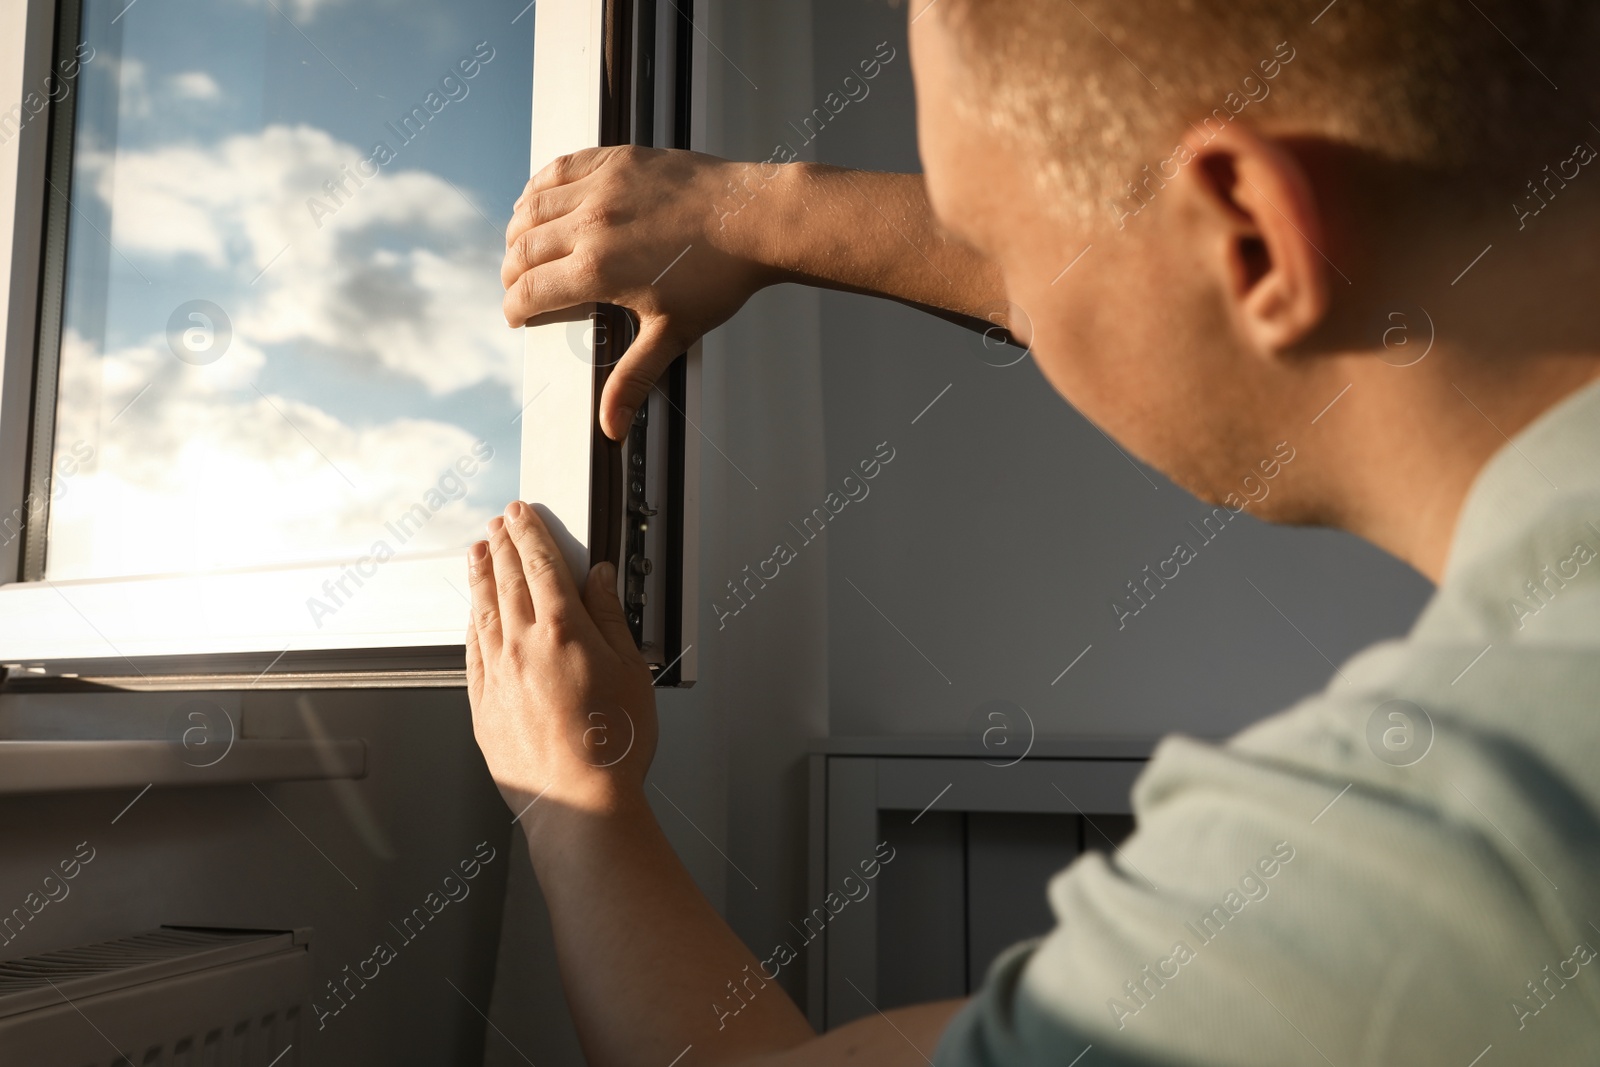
[{"x1": 1177, "y1": 122, "x2": 1334, "y2": 356}]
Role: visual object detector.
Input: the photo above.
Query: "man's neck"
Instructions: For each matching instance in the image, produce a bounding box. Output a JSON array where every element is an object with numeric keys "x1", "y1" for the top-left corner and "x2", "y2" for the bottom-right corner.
[{"x1": 1321, "y1": 355, "x2": 1600, "y2": 584}]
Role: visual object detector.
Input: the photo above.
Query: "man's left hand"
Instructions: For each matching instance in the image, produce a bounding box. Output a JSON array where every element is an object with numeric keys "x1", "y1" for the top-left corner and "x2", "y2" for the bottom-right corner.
[{"x1": 465, "y1": 501, "x2": 658, "y2": 828}]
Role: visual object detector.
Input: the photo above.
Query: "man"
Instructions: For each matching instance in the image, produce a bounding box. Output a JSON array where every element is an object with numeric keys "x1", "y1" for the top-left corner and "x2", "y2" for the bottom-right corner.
[{"x1": 466, "y1": 1, "x2": 1600, "y2": 1063}]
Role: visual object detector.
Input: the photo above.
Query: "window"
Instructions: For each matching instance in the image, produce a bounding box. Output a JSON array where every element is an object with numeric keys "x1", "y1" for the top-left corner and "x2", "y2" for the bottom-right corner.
[
  {"x1": 48, "y1": 0, "x2": 529, "y2": 584},
  {"x1": 0, "y1": 0, "x2": 699, "y2": 685}
]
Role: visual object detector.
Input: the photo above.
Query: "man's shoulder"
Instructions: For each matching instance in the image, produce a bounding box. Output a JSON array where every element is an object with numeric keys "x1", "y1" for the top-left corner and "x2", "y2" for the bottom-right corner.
[
  {"x1": 1012, "y1": 620, "x2": 1600, "y2": 1063},
  {"x1": 979, "y1": 670, "x2": 1600, "y2": 1065}
]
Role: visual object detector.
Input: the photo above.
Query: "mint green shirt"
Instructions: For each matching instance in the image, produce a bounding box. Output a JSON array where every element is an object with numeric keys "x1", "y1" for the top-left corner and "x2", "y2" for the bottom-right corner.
[{"x1": 936, "y1": 380, "x2": 1600, "y2": 1066}]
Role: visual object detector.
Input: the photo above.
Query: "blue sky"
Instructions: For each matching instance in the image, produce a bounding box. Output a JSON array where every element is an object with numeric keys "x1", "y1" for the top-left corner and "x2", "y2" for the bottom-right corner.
[{"x1": 48, "y1": 0, "x2": 540, "y2": 580}]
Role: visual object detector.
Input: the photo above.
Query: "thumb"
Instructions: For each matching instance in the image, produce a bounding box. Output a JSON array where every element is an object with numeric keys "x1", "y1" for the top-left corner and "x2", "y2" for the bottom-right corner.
[
  {"x1": 600, "y1": 316, "x2": 683, "y2": 440},
  {"x1": 585, "y1": 561, "x2": 638, "y2": 661}
]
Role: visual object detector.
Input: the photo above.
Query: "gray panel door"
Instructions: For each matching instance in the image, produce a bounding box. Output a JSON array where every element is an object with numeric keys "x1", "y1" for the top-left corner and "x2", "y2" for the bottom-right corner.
[
  {"x1": 964, "y1": 812, "x2": 1082, "y2": 990},
  {"x1": 876, "y1": 809, "x2": 967, "y2": 1011}
]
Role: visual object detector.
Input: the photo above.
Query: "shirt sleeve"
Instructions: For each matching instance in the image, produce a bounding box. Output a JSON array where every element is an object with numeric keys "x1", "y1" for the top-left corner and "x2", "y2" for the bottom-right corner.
[{"x1": 934, "y1": 941, "x2": 1169, "y2": 1067}]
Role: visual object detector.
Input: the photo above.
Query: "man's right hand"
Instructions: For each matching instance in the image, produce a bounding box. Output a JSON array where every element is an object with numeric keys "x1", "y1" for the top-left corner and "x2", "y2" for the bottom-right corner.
[
  {"x1": 502, "y1": 147, "x2": 1009, "y2": 440},
  {"x1": 502, "y1": 145, "x2": 778, "y2": 439}
]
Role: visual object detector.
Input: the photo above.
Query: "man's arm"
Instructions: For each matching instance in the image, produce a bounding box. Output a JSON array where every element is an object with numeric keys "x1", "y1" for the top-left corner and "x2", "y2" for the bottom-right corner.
[
  {"x1": 526, "y1": 776, "x2": 964, "y2": 1067},
  {"x1": 466, "y1": 503, "x2": 964, "y2": 1067},
  {"x1": 500, "y1": 147, "x2": 1008, "y2": 438}
]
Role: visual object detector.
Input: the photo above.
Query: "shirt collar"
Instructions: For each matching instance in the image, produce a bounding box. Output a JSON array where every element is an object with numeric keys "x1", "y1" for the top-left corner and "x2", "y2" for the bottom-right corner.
[{"x1": 1443, "y1": 375, "x2": 1600, "y2": 583}]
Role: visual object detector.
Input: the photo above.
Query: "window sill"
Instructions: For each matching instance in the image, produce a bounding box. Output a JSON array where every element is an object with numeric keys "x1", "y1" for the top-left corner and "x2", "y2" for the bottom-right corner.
[
  {"x1": 0, "y1": 552, "x2": 473, "y2": 668},
  {"x1": 0, "y1": 737, "x2": 365, "y2": 795}
]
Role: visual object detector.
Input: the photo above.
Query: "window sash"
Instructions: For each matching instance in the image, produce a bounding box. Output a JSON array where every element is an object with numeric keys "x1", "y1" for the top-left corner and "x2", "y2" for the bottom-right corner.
[{"x1": 0, "y1": 0, "x2": 612, "y2": 673}]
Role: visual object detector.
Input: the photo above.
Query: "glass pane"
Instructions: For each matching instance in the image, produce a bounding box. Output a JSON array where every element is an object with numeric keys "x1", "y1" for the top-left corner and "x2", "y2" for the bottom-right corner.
[{"x1": 44, "y1": 0, "x2": 532, "y2": 581}]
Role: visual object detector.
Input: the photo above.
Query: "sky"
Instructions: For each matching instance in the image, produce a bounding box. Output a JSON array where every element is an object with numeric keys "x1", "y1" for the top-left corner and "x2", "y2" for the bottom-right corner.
[{"x1": 46, "y1": 0, "x2": 537, "y2": 580}]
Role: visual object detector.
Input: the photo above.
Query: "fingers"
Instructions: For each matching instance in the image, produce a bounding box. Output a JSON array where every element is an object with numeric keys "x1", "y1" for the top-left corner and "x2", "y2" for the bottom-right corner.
[
  {"x1": 518, "y1": 148, "x2": 611, "y2": 208},
  {"x1": 465, "y1": 608, "x2": 485, "y2": 704},
  {"x1": 504, "y1": 180, "x2": 584, "y2": 256},
  {"x1": 501, "y1": 501, "x2": 585, "y2": 629},
  {"x1": 502, "y1": 253, "x2": 599, "y2": 328},
  {"x1": 487, "y1": 515, "x2": 538, "y2": 631},
  {"x1": 502, "y1": 216, "x2": 577, "y2": 290},
  {"x1": 599, "y1": 317, "x2": 682, "y2": 440},
  {"x1": 467, "y1": 540, "x2": 503, "y2": 659},
  {"x1": 584, "y1": 562, "x2": 637, "y2": 660}
]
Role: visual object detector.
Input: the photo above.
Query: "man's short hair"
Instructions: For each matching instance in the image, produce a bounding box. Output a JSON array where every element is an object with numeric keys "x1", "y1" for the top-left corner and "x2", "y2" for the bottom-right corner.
[{"x1": 939, "y1": 0, "x2": 1600, "y2": 228}]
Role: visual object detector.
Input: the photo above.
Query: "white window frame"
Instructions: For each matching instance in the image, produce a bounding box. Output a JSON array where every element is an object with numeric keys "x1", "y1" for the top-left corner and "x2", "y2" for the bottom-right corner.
[{"x1": 0, "y1": 0, "x2": 689, "y2": 679}]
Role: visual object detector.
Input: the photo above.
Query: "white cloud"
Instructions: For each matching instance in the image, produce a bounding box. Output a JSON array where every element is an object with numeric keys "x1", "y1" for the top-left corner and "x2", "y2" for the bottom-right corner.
[
  {"x1": 169, "y1": 71, "x2": 222, "y2": 101},
  {"x1": 92, "y1": 123, "x2": 520, "y2": 395},
  {"x1": 47, "y1": 329, "x2": 506, "y2": 581},
  {"x1": 114, "y1": 57, "x2": 152, "y2": 119},
  {"x1": 240, "y1": 0, "x2": 398, "y2": 25},
  {"x1": 50, "y1": 122, "x2": 522, "y2": 581}
]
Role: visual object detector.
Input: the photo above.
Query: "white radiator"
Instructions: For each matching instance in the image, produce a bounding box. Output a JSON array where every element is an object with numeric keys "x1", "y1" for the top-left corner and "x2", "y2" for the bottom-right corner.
[{"x1": 0, "y1": 926, "x2": 312, "y2": 1066}]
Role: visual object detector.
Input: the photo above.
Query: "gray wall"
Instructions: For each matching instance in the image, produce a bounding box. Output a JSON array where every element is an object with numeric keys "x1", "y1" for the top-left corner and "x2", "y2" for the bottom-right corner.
[
  {"x1": 808, "y1": 0, "x2": 1432, "y2": 742},
  {"x1": 0, "y1": 689, "x2": 513, "y2": 1066}
]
